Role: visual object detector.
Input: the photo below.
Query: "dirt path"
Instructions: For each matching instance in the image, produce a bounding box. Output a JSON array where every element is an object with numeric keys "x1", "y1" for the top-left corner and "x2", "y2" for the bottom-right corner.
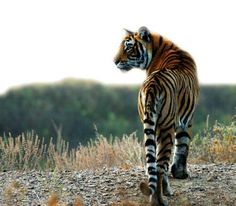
[{"x1": 0, "y1": 164, "x2": 235, "y2": 206}]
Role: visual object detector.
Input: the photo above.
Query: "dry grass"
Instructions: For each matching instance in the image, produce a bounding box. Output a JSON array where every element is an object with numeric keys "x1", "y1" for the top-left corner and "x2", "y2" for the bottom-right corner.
[
  {"x1": 0, "y1": 132, "x2": 55, "y2": 170},
  {"x1": 72, "y1": 133, "x2": 143, "y2": 170},
  {"x1": 47, "y1": 193, "x2": 85, "y2": 206},
  {"x1": 190, "y1": 121, "x2": 236, "y2": 163},
  {"x1": 0, "y1": 121, "x2": 235, "y2": 171},
  {"x1": 0, "y1": 132, "x2": 144, "y2": 171}
]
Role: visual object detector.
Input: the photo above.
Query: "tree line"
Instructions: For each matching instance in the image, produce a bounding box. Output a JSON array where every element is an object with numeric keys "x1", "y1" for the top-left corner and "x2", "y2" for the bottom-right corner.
[{"x1": 0, "y1": 79, "x2": 235, "y2": 147}]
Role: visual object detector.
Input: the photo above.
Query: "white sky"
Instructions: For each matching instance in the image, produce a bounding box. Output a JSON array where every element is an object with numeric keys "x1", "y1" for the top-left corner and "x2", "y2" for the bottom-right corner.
[{"x1": 0, "y1": 0, "x2": 236, "y2": 94}]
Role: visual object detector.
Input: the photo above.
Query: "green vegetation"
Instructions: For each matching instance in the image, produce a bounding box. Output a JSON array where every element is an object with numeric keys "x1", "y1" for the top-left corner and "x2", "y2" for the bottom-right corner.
[
  {"x1": 0, "y1": 79, "x2": 235, "y2": 148},
  {"x1": 194, "y1": 85, "x2": 236, "y2": 132},
  {"x1": 0, "y1": 79, "x2": 139, "y2": 146}
]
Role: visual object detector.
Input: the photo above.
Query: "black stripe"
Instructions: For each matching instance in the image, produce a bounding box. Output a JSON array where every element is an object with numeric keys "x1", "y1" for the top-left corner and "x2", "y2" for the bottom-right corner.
[
  {"x1": 156, "y1": 76, "x2": 176, "y2": 126},
  {"x1": 179, "y1": 90, "x2": 186, "y2": 110},
  {"x1": 153, "y1": 75, "x2": 162, "y2": 87},
  {"x1": 157, "y1": 146, "x2": 172, "y2": 156},
  {"x1": 162, "y1": 120, "x2": 176, "y2": 134},
  {"x1": 144, "y1": 128, "x2": 155, "y2": 135},
  {"x1": 138, "y1": 43, "x2": 145, "y2": 62},
  {"x1": 183, "y1": 97, "x2": 195, "y2": 125},
  {"x1": 163, "y1": 70, "x2": 177, "y2": 85},
  {"x1": 147, "y1": 148, "x2": 155, "y2": 153},
  {"x1": 157, "y1": 106, "x2": 173, "y2": 127},
  {"x1": 145, "y1": 139, "x2": 156, "y2": 147},
  {"x1": 159, "y1": 36, "x2": 163, "y2": 47},
  {"x1": 148, "y1": 166, "x2": 156, "y2": 172},
  {"x1": 146, "y1": 154, "x2": 156, "y2": 163},
  {"x1": 176, "y1": 131, "x2": 189, "y2": 139},
  {"x1": 159, "y1": 72, "x2": 176, "y2": 94},
  {"x1": 144, "y1": 119, "x2": 155, "y2": 125},
  {"x1": 145, "y1": 89, "x2": 156, "y2": 110},
  {"x1": 168, "y1": 43, "x2": 174, "y2": 50},
  {"x1": 149, "y1": 177, "x2": 157, "y2": 183},
  {"x1": 149, "y1": 184, "x2": 156, "y2": 191},
  {"x1": 160, "y1": 124, "x2": 174, "y2": 133},
  {"x1": 165, "y1": 54, "x2": 180, "y2": 65},
  {"x1": 154, "y1": 92, "x2": 166, "y2": 124},
  {"x1": 157, "y1": 164, "x2": 166, "y2": 170},
  {"x1": 158, "y1": 43, "x2": 167, "y2": 60},
  {"x1": 176, "y1": 143, "x2": 188, "y2": 148},
  {"x1": 149, "y1": 171, "x2": 157, "y2": 176},
  {"x1": 180, "y1": 95, "x2": 191, "y2": 122},
  {"x1": 178, "y1": 80, "x2": 185, "y2": 94},
  {"x1": 157, "y1": 132, "x2": 171, "y2": 144},
  {"x1": 156, "y1": 156, "x2": 170, "y2": 162}
]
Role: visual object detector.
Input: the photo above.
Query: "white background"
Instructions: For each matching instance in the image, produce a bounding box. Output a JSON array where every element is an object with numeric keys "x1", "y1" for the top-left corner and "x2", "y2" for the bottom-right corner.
[{"x1": 0, "y1": 0, "x2": 235, "y2": 94}]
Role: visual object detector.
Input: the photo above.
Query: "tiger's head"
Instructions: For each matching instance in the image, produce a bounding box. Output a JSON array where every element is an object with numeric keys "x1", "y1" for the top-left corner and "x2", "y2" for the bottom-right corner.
[{"x1": 114, "y1": 26, "x2": 153, "y2": 71}]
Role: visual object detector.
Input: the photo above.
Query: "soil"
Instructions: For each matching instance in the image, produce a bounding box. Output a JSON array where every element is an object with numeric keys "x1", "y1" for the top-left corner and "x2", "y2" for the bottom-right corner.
[{"x1": 0, "y1": 163, "x2": 235, "y2": 206}]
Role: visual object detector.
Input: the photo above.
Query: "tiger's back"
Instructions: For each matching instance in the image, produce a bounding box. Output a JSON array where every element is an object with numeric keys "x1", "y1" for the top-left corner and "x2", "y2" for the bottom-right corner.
[
  {"x1": 138, "y1": 47, "x2": 199, "y2": 130},
  {"x1": 114, "y1": 27, "x2": 199, "y2": 206}
]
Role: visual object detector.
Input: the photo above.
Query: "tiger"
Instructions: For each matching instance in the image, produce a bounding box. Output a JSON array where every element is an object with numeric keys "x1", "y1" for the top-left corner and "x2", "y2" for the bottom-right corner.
[{"x1": 113, "y1": 27, "x2": 199, "y2": 206}]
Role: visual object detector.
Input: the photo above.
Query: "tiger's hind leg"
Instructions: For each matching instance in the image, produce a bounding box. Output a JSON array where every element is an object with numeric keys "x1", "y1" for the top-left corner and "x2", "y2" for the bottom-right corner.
[
  {"x1": 162, "y1": 172, "x2": 173, "y2": 196},
  {"x1": 171, "y1": 125, "x2": 192, "y2": 179},
  {"x1": 154, "y1": 126, "x2": 175, "y2": 205}
]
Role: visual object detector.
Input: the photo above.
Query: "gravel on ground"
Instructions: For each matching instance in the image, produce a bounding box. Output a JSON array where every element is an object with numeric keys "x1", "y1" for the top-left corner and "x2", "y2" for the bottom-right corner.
[{"x1": 0, "y1": 163, "x2": 235, "y2": 206}]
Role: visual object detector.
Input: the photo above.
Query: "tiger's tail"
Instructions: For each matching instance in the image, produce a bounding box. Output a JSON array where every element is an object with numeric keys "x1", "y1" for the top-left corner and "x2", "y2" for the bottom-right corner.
[{"x1": 139, "y1": 98, "x2": 159, "y2": 196}]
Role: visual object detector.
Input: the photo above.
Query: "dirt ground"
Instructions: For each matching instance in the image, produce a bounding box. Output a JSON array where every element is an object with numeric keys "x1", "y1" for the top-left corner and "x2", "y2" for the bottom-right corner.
[
  {"x1": 165, "y1": 163, "x2": 236, "y2": 206},
  {"x1": 0, "y1": 163, "x2": 235, "y2": 206},
  {"x1": 118, "y1": 163, "x2": 236, "y2": 206}
]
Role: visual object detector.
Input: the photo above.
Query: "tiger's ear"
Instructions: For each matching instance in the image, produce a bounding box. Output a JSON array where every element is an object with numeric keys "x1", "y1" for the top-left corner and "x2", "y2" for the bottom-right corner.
[
  {"x1": 138, "y1": 26, "x2": 151, "y2": 42},
  {"x1": 123, "y1": 28, "x2": 134, "y2": 36}
]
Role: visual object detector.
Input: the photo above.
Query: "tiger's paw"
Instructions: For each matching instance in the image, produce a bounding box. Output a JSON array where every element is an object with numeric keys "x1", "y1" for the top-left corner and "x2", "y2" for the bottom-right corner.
[
  {"x1": 171, "y1": 162, "x2": 189, "y2": 179},
  {"x1": 163, "y1": 185, "x2": 173, "y2": 196},
  {"x1": 150, "y1": 194, "x2": 168, "y2": 206},
  {"x1": 171, "y1": 154, "x2": 189, "y2": 179},
  {"x1": 162, "y1": 174, "x2": 173, "y2": 196},
  {"x1": 140, "y1": 181, "x2": 168, "y2": 206}
]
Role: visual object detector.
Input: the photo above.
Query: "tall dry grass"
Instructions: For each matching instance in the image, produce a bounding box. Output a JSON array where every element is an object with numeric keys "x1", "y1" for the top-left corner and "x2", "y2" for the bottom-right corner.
[
  {"x1": 0, "y1": 132, "x2": 144, "y2": 171},
  {"x1": 190, "y1": 121, "x2": 236, "y2": 163},
  {"x1": 47, "y1": 132, "x2": 144, "y2": 170},
  {"x1": 0, "y1": 132, "x2": 50, "y2": 170},
  {"x1": 0, "y1": 121, "x2": 235, "y2": 171}
]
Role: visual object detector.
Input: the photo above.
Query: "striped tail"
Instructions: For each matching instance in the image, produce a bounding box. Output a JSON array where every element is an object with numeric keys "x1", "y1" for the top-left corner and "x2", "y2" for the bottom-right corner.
[{"x1": 140, "y1": 103, "x2": 158, "y2": 196}]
